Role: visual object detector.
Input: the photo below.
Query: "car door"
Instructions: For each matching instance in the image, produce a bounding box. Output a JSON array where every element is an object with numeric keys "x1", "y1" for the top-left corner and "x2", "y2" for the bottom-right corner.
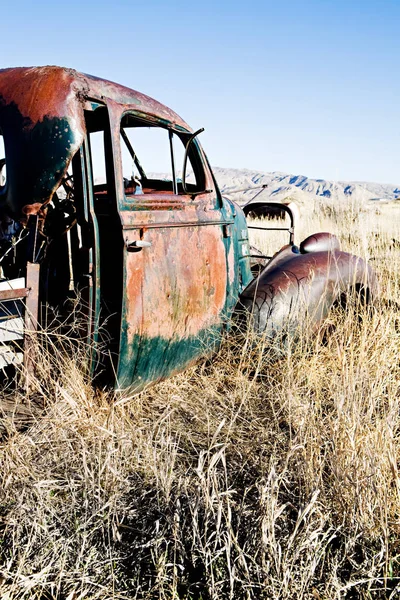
[{"x1": 107, "y1": 106, "x2": 235, "y2": 391}]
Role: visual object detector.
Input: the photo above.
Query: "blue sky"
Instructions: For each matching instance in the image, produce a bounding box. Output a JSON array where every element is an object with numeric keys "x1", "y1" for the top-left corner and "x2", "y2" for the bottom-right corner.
[{"x1": 1, "y1": 0, "x2": 399, "y2": 183}]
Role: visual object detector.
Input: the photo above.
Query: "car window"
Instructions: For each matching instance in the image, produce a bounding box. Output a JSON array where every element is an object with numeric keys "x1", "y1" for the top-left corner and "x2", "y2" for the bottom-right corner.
[
  {"x1": 121, "y1": 126, "x2": 171, "y2": 180},
  {"x1": 120, "y1": 114, "x2": 204, "y2": 197},
  {"x1": 89, "y1": 130, "x2": 107, "y2": 186}
]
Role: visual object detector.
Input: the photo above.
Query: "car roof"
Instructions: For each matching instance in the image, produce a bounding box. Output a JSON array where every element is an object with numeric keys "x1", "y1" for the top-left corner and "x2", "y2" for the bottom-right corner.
[{"x1": 0, "y1": 65, "x2": 191, "y2": 132}]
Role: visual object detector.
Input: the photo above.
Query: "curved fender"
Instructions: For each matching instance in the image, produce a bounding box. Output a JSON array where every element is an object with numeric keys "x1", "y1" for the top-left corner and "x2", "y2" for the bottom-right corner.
[
  {"x1": 237, "y1": 249, "x2": 378, "y2": 336},
  {"x1": 300, "y1": 232, "x2": 341, "y2": 253}
]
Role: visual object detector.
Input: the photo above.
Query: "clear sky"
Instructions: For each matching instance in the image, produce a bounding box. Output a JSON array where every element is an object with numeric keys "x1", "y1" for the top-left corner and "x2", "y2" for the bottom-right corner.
[{"x1": 1, "y1": 0, "x2": 399, "y2": 184}]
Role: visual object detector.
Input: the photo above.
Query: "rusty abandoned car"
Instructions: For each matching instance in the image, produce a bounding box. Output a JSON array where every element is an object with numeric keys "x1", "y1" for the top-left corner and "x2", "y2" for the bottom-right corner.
[{"x1": 0, "y1": 66, "x2": 376, "y2": 391}]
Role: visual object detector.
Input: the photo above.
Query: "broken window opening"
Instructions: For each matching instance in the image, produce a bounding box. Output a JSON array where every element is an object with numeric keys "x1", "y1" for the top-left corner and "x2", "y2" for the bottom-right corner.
[
  {"x1": 120, "y1": 114, "x2": 205, "y2": 198},
  {"x1": 85, "y1": 107, "x2": 123, "y2": 382},
  {"x1": 89, "y1": 131, "x2": 107, "y2": 187},
  {"x1": 40, "y1": 156, "x2": 83, "y2": 315},
  {"x1": 39, "y1": 102, "x2": 123, "y2": 379}
]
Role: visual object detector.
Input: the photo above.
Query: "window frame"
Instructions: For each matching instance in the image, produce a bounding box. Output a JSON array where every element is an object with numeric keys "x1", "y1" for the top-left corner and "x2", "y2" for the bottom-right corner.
[{"x1": 119, "y1": 112, "x2": 206, "y2": 199}]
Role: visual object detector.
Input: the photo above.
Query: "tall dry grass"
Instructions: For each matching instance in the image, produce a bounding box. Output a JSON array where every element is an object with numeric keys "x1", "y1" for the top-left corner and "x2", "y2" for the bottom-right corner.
[{"x1": 1, "y1": 199, "x2": 400, "y2": 599}]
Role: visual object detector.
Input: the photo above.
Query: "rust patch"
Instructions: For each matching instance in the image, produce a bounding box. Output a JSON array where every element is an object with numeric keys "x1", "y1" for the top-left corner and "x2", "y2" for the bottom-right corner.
[
  {"x1": 0, "y1": 67, "x2": 86, "y2": 134},
  {"x1": 0, "y1": 288, "x2": 29, "y2": 301},
  {"x1": 125, "y1": 225, "x2": 227, "y2": 342},
  {"x1": 0, "y1": 66, "x2": 190, "y2": 132},
  {"x1": 24, "y1": 262, "x2": 40, "y2": 388}
]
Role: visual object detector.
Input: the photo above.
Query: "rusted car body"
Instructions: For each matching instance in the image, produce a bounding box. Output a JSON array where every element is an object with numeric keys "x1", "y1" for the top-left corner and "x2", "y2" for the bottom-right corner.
[{"x1": 0, "y1": 66, "x2": 376, "y2": 391}]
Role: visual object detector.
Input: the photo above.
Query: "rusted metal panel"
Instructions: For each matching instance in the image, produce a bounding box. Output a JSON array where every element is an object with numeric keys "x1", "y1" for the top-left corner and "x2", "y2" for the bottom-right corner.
[
  {"x1": 299, "y1": 232, "x2": 341, "y2": 253},
  {"x1": 104, "y1": 99, "x2": 252, "y2": 390},
  {"x1": 239, "y1": 246, "x2": 377, "y2": 336},
  {"x1": 0, "y1": 66, "x2": 190, "y2": 132},
  {"x1": 0, "y1": 67, "x2": 191, "y2": 220},
  {"x1": 24, "y1": 262, "x2": 40, "y2": 384},
  {"x1": 117, "y1": 222, "x2": 229, "y2": 390},
  {"x1": 0, "y1": 288, "x2": 29, "y2": 301}
]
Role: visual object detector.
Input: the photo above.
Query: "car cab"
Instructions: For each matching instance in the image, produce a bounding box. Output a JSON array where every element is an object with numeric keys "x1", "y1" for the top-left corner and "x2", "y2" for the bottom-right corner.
[{"x1": 0, "y1": 66, "x2": 252, "y2": 389}]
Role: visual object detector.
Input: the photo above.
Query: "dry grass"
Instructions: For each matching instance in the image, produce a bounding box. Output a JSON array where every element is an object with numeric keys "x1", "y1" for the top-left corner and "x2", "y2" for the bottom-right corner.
[{"x1": 1, "y1": 200, "x2": 400, "y2": 598}]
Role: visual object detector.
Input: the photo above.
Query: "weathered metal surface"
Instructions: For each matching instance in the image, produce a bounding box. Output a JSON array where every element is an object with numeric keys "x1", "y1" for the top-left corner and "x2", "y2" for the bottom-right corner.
[
  {"x1": 0, "y1": 288, "x2": 29, "y2": 301},
  {"x1": 104, "y1": 98, "x2": 252, "y2": 390},
  {"x1": 0, "y1": 66, "x2": 191, "y2": 219},
  {"x1": 114, "y1": 192, "x2": 251, "y2": 389},
  {"x1": 299, "y1": 231, "x2": 341, "y2": 253},
  {"x1": 24, "y1": 262, "x2": 40, "y2": 386},
  {"x1": 239, "y1": 244, "x2": 377, "y2": 337},
  {"x1": 118, "y1": 224, "x2": 227, "y2": 389},
  {"x1": 25, "y1": 263, "x2": 40, "y2": 330}
]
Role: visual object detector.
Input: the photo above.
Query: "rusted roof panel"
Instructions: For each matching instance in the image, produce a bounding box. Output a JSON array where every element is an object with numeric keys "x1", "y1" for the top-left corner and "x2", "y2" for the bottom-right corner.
[
  {"x1": 0, "y1": 66, "x2": 191, "y2": 131},
  {"x1": 0, "y1": 66, "x2": 191, "y2": 218}
]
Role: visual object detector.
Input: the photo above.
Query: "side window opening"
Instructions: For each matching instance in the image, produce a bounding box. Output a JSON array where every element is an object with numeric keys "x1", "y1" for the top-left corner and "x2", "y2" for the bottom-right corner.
[
  {"x1": 40, "y1": 104, "x2": 123, "y2": 380},
  {"x1": 0, "y1": 131, "x2": 6, "y2": 188},
  {"x1": 85, "y1": 106, "x2": 116, "y2": 201},
  {"x1": 84, "y1": 106, "x2": 123, "y2": 380},
  {"x1": 120, "y1": 115, "x2": 205, "y2": 197},
  {"x1": 89, "y1": 131, "x2": 107, "y2": 188}
]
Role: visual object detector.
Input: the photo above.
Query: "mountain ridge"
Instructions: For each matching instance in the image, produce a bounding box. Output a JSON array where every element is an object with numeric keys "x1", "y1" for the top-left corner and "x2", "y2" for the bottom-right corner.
[{"x1": 213, "y1": 167, "x2": 400, "y2": 205}]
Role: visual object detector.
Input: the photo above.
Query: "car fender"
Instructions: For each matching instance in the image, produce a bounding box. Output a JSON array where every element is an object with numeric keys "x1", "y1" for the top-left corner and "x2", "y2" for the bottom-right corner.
[{"x1": 237, "y1": 247, "x2": 378, "y2": 337}]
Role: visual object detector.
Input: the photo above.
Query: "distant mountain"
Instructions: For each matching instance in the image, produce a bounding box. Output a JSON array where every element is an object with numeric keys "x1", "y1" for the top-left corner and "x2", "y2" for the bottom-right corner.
[{"x1": 213, "y1": 167, "x2": 400, "y2": 206}]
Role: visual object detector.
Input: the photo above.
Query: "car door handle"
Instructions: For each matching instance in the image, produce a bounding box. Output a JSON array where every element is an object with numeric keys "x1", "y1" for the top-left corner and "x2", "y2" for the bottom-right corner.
[{"x1": 126, "y1": 240, "x2": 152, "y2": 252}]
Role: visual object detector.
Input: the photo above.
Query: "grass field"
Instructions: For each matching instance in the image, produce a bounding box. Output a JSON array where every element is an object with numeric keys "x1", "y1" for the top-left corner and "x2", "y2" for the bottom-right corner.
[{"x1": 1, "y1": 198, "x2": 400, "y2": 599}]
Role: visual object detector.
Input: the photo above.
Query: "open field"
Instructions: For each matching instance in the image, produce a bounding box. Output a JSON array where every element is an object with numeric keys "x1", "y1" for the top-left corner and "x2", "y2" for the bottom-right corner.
[{"x1": 1, "y1": 199, "x2": 400, "y2": 599}]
